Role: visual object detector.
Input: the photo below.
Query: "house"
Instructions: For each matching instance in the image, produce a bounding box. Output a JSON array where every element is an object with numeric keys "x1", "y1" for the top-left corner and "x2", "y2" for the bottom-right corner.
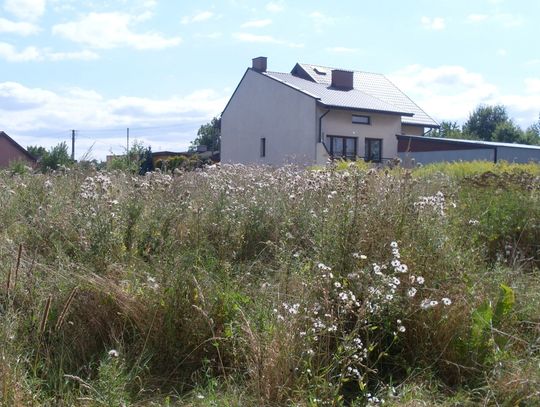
[
  {"x1": 221, "y1": 57, "x2": 439, "y2": 166},
  {"x1": 0, "y1": 131, "x2": 36, "y2": 168}
]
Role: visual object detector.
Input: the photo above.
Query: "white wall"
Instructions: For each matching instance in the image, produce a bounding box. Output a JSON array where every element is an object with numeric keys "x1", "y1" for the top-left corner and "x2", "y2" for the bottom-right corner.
[
  {"x1": 221, "y1": 69, "x2": 317, "y2": 166},
  {"x1": 320, "y1": 108, "x2": 402, "y2": 160}
]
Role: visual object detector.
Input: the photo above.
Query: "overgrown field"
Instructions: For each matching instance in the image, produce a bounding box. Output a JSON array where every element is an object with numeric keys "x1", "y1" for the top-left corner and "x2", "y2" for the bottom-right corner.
[{"x1": 0, "y1": 161, "x2": 539, "y2": 406}]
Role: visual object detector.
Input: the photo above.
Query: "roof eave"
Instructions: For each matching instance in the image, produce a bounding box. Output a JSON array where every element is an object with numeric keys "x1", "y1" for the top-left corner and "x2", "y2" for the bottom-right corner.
[{"x1": 317, "y1": 102, "x2": 414, "y2": 117}]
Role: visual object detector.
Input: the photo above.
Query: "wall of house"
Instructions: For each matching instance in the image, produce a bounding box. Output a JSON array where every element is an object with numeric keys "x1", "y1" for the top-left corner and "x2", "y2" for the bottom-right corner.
[
  {"x1": 319, "y1": 108, "x2": 402, "y2": 160},
  {"x1": 221, "y1": 69, "x2": 317, "y2": 166},
  {"x1": 401, "y1": 124, "x2": 424, "y2": 136},
  {"x1": 0, "y1": 137, "x2": 33, "y2": 167}
]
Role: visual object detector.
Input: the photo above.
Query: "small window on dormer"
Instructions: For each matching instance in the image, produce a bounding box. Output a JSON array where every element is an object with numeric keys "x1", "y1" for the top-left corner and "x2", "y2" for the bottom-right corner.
[
  {"x1": 314, "y1": 67, "x2": 328, "y2": 75},
  {"x1": 352, "y1": 115, "x2": 371, "y2": 125}
]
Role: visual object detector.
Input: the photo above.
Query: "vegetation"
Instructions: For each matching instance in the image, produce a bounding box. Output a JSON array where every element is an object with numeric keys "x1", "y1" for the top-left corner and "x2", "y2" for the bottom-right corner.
[
  {"x1": 190, "y1": 116, "x2": 221, "y2": 152},
  {"x1": 0, "y1": 161, "x2": 539, "y2": 406},
  {"x1": 433, "y1": 105, "x2": 540, "y2": 145},
  {"x1": 27, "y1": 142, "x2": 73, "y2": 172}
]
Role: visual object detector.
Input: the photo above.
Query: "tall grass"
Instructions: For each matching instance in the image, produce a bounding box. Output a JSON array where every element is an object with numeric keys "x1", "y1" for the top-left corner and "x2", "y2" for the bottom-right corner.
[{"x1": 0, "y1": 162, "x2": 538, "y2": 406}]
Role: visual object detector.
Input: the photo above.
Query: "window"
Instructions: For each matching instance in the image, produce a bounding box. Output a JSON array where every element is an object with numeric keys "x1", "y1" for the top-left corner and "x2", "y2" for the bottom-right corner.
[
  {"x1": 352, "y1": 115, "x2": 371, "y2": 125},
  {"x1": 328, "y1": 136, "x2": 357, "y2": 159},
  {"x1": 260, "y1": 138, "x2": 266, "y2": 157},
  {"x1": 365, "y1": 138, "x2": 382, "y2": 162}
]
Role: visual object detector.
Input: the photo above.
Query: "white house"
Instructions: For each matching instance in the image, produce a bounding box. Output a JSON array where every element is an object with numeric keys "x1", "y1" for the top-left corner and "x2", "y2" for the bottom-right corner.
[{"x1": 221, "y1": 57, "x2": 439, "y2": 166}]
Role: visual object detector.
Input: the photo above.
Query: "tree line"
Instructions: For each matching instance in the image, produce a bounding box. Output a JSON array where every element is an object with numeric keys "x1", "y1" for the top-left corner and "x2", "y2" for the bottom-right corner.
[{"x1": 433, "y1": 105, "x2": 540, "y2": 145}]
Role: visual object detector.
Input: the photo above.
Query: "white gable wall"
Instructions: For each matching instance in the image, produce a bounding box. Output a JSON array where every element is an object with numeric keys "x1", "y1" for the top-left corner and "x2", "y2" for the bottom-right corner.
[{"x1": 221, "y1": 69, "x2": 317, "y2": 166}]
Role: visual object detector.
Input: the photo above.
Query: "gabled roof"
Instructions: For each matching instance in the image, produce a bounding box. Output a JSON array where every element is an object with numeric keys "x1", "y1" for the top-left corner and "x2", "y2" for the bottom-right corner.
[
  {"x1": 290, "y1": 63, "x2": 439, "y2": 128},
  {"x1": 398, "y1": 134, "x2": 540, "y2": 150},
  {"x1": 0, "y1": 131, "x2": 37, "y2": 162},
  {"x1": 263, "y1": 71, "x2": 414, "y2": 116}
]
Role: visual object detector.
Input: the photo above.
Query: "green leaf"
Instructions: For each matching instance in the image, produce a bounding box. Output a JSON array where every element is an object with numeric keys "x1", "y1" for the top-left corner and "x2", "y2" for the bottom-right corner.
[
  {"x1": 493, "y1": 284, "x2": 515, "y2": 327},
  {"x1": 471, "y1": 301, "x2": 493, "y2": 347}
]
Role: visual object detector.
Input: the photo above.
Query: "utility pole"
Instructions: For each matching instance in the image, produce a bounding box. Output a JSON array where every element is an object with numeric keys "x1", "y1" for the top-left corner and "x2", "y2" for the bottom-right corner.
[
  {"x1": 126, "y1": 128, "x2": 130, "y2": 163},
  {"x1": 71, "y1": 129, "x2": 76, "y2": 161}
]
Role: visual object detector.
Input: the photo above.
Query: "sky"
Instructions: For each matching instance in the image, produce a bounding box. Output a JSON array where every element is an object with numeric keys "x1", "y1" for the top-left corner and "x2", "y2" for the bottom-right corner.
[{"x1": 0, "y1": 0, "x2": 539, "y2": 161}]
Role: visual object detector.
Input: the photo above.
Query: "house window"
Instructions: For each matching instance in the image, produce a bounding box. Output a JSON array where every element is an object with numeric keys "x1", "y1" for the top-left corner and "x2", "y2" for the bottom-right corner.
[
  {"x1": 365, "y1": 138, "x2": 382, "y2": 162},
  {"x1": 260, "y1": 138, "x2": 266, "y2": 157},
  {"x1": 352, "y1": 115, "x2": 371, "y2": 125},
  {"x1": 328, "y1": 136, "x2": 357, "y2": 159}
]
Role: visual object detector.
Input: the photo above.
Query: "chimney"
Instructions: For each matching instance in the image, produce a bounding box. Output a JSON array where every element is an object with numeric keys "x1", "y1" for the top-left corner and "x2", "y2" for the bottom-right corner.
[
  {"x1": 331, "y1": 69, "x2": 354, "y2": 90},
  {"x1": 252, "y1": 56, "x2": 267, "y2": 72}
]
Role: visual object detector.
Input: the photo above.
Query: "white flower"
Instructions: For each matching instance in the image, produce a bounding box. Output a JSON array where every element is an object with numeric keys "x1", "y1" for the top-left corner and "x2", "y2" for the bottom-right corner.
[
  {"x1": 416, "y1": 276, "x2": 425, "y2": 285},
  {"x1": 390, "y1": 241, "x2": 398, "y2": 248},
  {"x1": 334, "y1": 282, "x2": 342, "y2": 288},
  {"x1": 398, "y1": 325, "x2": 406, "y2": 333},
  {"x1": 399, "y1": 264, "x2": 408, "y2": 273},
  {"x1": 317, "y1": 263, "x2": 331, "y2": 271},
  {"x1": 108, "y1": 349, "x2": 119, "y2": 358},
  {"x1": 407, "y1": 287, "x2": 417, "y2": 297},
  {"x1": 442, "y1": 297, "x2": 452, "y2": 306}
]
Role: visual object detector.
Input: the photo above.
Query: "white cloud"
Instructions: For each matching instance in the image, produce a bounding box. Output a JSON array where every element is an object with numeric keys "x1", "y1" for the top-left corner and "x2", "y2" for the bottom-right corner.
[
  {"x1": 525, "y1": 78, "x2": 540, "y2": 94},
  {"x1": 465, "y1": 12, "x2": 523, "y2": 27},
  {"x1": 0, "y1": 42, "x2": 41, "y2": 61},
  {"x1": 232, "y1": 32, "x2": 303, "y2": 48},
  {"x1": 0, "y1": 17, "x2": 39, "y2": 36},
  {"x1": 420, "y1": 16, "x2": 445, "y2": 30},
  {"x1": 309, "y1": 11, "x2": 335, "y2": 27},
  {"x1": 326, "y1": 46, "x2": 359, "y2": 54},
  {"x1": 389, "y1": 64, "x2": 540, "y2": 127},
  {"x1": 0, "y1": 41, "x2": 99, "y2": 62},
  {"x1": 4, "y1": 0, "x2": 46, "y2": 21},
  {"x1": 241, "y1": 19, "x2": 272, "y2": 28},
  {"x1": 467, "y1": 14, "x2": 489, "y2": 23},
  {"x1": 496, "y1": 48, "x2": 507, "y2": 57},
  {"x1": 52, "y1": 12, "x2": 182, "y2": 50},
  {"x1": 0, "y1": 81, "x2": 229, "y2": 159},
  {"x1": 195, "y1": 32, "x2": 223, "y2": 39},
  {"x1": 181, "y1": 11, "x2": 215, "y2": 24},
  {"x1": 265, "y1": 1, "x2": 284, "y2": 12}
]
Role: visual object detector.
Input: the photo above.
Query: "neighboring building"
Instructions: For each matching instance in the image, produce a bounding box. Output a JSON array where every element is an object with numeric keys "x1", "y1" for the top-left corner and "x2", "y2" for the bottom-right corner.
[
  {"x1": 221, "y1": 57, "x2": 439, "y2": 166},
  {"x1": 398, "y1": 135, "x2": 540, "y2": 165},
  {"x1": 0, "y1": 131, "x2": 36, "y2": 168}
]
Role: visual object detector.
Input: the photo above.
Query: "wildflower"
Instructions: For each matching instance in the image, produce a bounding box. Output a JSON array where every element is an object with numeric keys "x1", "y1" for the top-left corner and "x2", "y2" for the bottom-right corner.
[
  {"x1": 398, "y1": 264, "x2": 408, "y2": 273},
  {"x1": 407, "y1": 287, "x2": 417, "y2": 297},
  {"x1": 334, "y1": 282, "x2": 342, "y2": 288},
  {"x1": 398, "y1": 325, "x2": 406, "y2": 333},
  {"x1": 442, "y1": 297, "x2": 452, "y2": 306},
  {"x1": 317, "y1": 263, "x2": 331, "y2": 271},
  {"x1": 108, "y1": 349, "x2": 119, "y2": 358},
  {"x1": 390, "y1": 241, "x2": 398, "y2": 248},
  {"x1": 391, "y1": 259, "x2": 401, "y2": 268},
  {"x1": 416, "y1": 276, "x2": 425, "y2": 285}
]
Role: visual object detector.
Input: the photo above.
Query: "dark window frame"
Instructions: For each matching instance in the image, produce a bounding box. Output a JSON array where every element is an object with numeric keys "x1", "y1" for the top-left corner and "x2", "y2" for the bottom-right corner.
[
  {"x1": 327, "y1": 135, "x2": 357, "y2": 160},
  {"x1": 352, "y1": 114, "x2": 371, "y2": 125},
  {"x1": 365, "y1": 138, "x2": 383, "y2": 163},
  {"x1": 260, "y1": 138, "x2": 266, "y2": 157}
]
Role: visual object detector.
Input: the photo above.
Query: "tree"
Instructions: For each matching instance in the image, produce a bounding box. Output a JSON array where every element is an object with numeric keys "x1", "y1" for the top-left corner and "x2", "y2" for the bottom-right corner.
[
  {"x1": 524, "y1": 113, "x2": 540, "y2": 145},
  {"x1": 139, "y1": 146, "x2": 155, "y2": 175},
  {"x1": 462, "y1": 105, "x2": 509, "y2": 141},
  {"x1": 432, "y1": 121, "x2": 462, "y2": 138},
  {"x1": 492, "y1": 121, "x2": 524, "y2": 143},
  {"x1": 39, "y1": 142, "x2": 72, "y2": 172},
  {"x1": 190, "y1": 116, "x2": 221, "y2": 151},
  {"x1": 27, "y1": 145, "x2": 47, "y2": 160}
]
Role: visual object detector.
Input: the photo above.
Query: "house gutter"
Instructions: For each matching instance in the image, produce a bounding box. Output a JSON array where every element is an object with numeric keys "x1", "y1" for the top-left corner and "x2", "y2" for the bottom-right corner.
[{"x1": 318, "y1": 109, "x2": 330, "y2": 143}]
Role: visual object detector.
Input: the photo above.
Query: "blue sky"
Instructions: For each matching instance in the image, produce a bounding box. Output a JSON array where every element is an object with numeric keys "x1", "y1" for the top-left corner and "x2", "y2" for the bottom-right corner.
[{"x1": 1, "y1": 0, "x2": 539, "y2": 160}]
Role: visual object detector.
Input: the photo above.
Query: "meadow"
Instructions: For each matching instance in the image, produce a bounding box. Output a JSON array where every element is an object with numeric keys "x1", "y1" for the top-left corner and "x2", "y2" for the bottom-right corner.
[{"x1": 0, "y1": 161, "x2": 539, "y2": 406}]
